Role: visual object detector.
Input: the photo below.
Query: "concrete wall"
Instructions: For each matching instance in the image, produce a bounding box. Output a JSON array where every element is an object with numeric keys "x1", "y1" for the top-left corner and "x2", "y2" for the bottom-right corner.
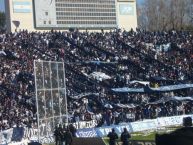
[
  {"x1": 5, "y1": 0, "x2": 34, "y2": 32},
  {"x1": 5, "y1": 0, "x2": 11, "y2": 32},
  {"x1": 116, "y1": 0, "x2": 138, "y2": 31},
  {"x1": 5, "y1": 0, "x2": 138, "y2": 32}
]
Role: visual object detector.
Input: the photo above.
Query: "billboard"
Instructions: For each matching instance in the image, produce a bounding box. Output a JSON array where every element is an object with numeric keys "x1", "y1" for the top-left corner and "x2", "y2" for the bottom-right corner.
[
  {"x1": 119, "y1": 4, "x2": 134, "y2": 15},
  {"x1": 13, "y1": 1, "x2": 31, "y2": 13},
  {"x1": 33, "y1": 0, "x2": 57, "y2": 27},
  {"x1": 33, "y1": 0, "x2": 117, "y2": 28}
]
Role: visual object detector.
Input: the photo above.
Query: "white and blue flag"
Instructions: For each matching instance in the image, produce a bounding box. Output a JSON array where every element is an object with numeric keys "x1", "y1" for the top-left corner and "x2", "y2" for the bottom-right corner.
[{"x1": 13, "y1": 1, "x2": 31, "y2": 13}]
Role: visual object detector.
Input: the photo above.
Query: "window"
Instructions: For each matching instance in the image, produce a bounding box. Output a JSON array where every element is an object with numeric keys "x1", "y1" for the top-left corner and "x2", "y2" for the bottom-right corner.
[{"x1": 55, "y1": 0, "x2": 117, "y2": 27}]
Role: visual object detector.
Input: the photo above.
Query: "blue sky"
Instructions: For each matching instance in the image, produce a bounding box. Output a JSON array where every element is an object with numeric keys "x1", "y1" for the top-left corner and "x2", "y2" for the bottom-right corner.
[
  {"x1": 0, "y1": 0, "x2": 5, "y2": 11},
  {"x1": 0, "y1": 0, "x2": 4, "y2": 12},
  {"x1": 137, "y1": 0, "x2": 144, "y2": 4}
]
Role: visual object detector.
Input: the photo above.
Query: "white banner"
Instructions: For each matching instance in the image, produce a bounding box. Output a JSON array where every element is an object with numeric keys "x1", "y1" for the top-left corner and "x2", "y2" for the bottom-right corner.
[
  {"x1": 150, "y1": 96, "x2": 193, "y2": 104},
  {"x1": 1, "y1": 114, "x2": 193, "y2": 143},
  {"x1": 9, "y1": 139, "x2": 29, "y2": 145},
  {"x1": 129, "y1": 80, "x2": 150, "y2": 86},
  {"x1": 0, "y1": 128, "x2": 13, "y2": 145},
  {"x1": 71, "y1": 120, "x2": 98, "y2": 130}
]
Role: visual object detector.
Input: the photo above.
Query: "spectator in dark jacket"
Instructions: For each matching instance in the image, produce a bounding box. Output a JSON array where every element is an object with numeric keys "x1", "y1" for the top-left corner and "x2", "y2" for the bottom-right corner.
[
  {"x1": 64, "y1": 128, "x2": 73, "y2": 145},
  {"x1": 121, "y1": 128, "x2": 131, "y2": 145},
  {"x1": 107, "y1": 128, "x2": 118, "y2": 145}
]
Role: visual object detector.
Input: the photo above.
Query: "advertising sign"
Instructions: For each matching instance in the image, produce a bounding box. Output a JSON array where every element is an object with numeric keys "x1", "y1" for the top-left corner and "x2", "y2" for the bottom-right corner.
[{"x1": 119, "y1": 4, "x2": 134, "y2": 15}]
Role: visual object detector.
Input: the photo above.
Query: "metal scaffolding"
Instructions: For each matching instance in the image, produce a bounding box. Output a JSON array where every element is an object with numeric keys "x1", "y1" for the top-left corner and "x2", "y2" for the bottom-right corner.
[{"x1": 34, "y1": 60, "x2": 68, "y2": 142}]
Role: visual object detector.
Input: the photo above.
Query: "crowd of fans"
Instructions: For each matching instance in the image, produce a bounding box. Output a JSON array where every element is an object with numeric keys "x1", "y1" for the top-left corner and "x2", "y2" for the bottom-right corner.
[{"x1": 0, "y1": 28, "x2": 193, "y2": 131}]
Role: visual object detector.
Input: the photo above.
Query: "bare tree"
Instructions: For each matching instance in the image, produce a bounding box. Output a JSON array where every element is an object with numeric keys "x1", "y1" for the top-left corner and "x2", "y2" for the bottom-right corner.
[
  {"x1": 0, "y1": 12, "x2": 5, "y2": 29},
  {"x1": 137, "y1": 0, "x2": 193, "y2": 31}
]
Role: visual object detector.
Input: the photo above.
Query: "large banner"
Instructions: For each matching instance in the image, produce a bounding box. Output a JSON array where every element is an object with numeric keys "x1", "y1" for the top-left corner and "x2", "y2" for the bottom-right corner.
[
  {"x1": 11, "y1": 127, "x2": 24, "y2": 142},
  {"x1": 0, "y1": 128, "x2": 13, "y2": 145},
  {"x1": 1, "y1": 114, "x2": 193, "y2": 144},
  {"x1": 75, "y1": 114, "x2": 193, "y2": 138},
  {"x1": 112, "y1": 84, "x2": 193, "y2": 93},
  {"x1": 149, "y1": 96, "x2": 193, "y2": 104}
]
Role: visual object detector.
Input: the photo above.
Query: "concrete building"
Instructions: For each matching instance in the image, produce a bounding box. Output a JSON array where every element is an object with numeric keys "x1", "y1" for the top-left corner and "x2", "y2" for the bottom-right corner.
[{"x1": 5, "y1": 0, "x2": 137, "y2": 32}]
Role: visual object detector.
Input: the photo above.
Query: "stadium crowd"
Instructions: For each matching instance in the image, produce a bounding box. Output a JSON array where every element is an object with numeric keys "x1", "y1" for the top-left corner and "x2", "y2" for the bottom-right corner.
[{"x1": 0, "y1": 28, "x2": 193, "y2": 130}]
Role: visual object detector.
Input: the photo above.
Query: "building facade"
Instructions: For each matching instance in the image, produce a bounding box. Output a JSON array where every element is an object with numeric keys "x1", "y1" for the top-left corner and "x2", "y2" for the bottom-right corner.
[{"x1": 5, "y1": 0, "x2": 137, "y2": 32}]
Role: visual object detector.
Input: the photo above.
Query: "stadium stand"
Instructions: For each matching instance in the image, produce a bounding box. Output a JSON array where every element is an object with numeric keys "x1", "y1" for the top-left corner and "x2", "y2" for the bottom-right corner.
[{"x1": 0, "y1": 28, "x2": 193, "y2": 132}]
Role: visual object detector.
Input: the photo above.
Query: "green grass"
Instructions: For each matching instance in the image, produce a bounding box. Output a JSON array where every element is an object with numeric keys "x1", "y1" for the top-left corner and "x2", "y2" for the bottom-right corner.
[
  {"x1": 131, "y1": 132, "x2": 156, "y2": 140},
  {"x1": 44, "y1": 126, "x2": 182, "y2": 145},
  {"x1": 103, "y1": 131, "x2": 156, "y2": 145},
  {"x1": 103, "y1": 126, "x2": 182, "y2": 145},
  {"x1": 45, "y1": 132, "x2": 164, "y2": 145}
]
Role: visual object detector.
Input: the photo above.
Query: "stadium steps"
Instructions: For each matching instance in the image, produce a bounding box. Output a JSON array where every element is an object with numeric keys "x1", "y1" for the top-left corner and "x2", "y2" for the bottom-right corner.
[{"x1": 71, "y1": 137, "x2": 106, "y2": 145}]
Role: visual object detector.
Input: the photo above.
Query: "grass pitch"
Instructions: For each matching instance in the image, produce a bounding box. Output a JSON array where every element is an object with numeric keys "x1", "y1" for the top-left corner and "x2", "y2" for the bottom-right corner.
[{"x1": 45, "y1": 126, "x2": 181, "y2": 145}]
